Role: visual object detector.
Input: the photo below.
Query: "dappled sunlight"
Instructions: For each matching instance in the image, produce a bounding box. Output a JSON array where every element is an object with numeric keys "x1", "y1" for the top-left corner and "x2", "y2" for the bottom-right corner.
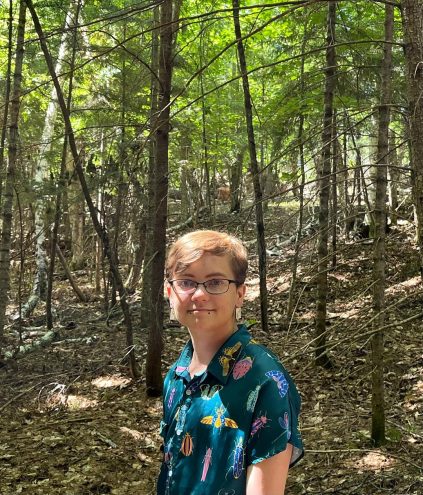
[
  {"x1": 91, "y1": 374, "x2": 131, "y2": 389},
  {"x1": 386, "y1": 276, "x2": 422, "y2": 295},
  {"x1": 346, "y1": 451, "x2": 397, "y2": 472},
  {"x1": 66, "y1": 394, "x2": 98, "y2": 410},
  {"x1": 119, "y1": 426, "x2": 143, "y2": 441}
]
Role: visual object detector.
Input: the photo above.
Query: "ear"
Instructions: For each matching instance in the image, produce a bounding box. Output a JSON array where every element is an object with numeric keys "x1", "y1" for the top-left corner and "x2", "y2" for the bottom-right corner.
[{"x1": 236, "y1": 284, "x2": 246, "y2": 306}]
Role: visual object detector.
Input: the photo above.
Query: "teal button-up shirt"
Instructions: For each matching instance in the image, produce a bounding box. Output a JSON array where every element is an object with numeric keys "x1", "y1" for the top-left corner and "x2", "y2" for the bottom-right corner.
[{"x1": 157, "y1": 324, "x2": 303, "y2": 495}]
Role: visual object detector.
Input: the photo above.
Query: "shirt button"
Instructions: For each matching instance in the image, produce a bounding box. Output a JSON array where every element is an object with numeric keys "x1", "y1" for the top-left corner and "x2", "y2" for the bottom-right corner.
[{"x1": 186, "y1": 389, "x2": 192, "y2": 395}]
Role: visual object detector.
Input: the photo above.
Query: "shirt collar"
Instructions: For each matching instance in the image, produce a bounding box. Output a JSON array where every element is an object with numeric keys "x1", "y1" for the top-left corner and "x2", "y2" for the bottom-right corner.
[{"x1": 173, "y1": 324, "x2": 252, "y2": 384}]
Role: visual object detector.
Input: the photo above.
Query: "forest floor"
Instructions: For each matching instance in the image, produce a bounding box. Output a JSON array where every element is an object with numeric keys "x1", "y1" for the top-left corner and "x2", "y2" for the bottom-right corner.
[{"x1": 0, "y1": 203, "x2": 422, "y2": 495}]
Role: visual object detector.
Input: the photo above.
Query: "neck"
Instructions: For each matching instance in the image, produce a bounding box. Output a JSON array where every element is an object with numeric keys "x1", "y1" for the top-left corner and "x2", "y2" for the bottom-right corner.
[{"x1": 188, "y1": 322, "x2": 237, "y2": 372}]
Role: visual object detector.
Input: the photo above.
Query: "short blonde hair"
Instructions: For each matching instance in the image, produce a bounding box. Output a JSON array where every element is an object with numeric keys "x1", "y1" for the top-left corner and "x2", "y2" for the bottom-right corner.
[{"x1": 166, "y1": 230, "x2": 248, "y2": 284}]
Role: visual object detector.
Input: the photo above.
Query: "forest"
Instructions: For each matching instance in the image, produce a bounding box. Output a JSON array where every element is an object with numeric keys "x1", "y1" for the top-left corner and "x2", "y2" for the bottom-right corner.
[{"x1": 0, "y1": 0, "x2": 422, "y2": 493}]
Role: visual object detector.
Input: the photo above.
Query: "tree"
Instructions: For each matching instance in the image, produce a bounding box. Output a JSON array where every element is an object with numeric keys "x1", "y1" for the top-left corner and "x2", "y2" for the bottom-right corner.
[
  {"x1": 0, "y1": 0, "x2": 27, "y2": 348},
  {"x1": 315, "y1": 1, "x2": 336, "y2": 368},
  {"x1": 232, "y1": 0, "x2": 269, "y2": 333},
  {"x1": 402, "y1": 0, "x2": 423, "y2": 282}
]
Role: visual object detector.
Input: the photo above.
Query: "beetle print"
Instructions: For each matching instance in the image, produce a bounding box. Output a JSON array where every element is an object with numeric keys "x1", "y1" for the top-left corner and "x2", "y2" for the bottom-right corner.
[
  {"x1": 201, "y1": 447, "x2": 212, "y2": 481},
  {"x1": 246, "y1": 384, "x2": 261, "y2": 412},
  {"x1": 201, "y1": 405, "x2": 238, "y2": 430},
  {"x1": 251, "y1": 412, "x2": 271, "y2": 437},
  {"x1": 233, "y1": 356, "x2": 253, "y2": 379},
  {"x1": 219, "y1": 341, "x2": 242, "y2": 376},
  {"x1": 227, "y1": 437, "x2": 245, "y2": 479},
  {"x1": 167, "y1": 387, "x2": 176, "y2": 409},
  {"x1": 175, "y1": 404, "x2": 188, "y2": 435},
  {"x1": 266, "y1": 370, "x2": 289, "y2": 398},
  {"x1": 180, "y1": 432, "x2": 194, "y2": 456},
  {"x1": 200, "y1": 383, "x2": 223, "y2": 400},
  {"x1": 164, "y1": 437, "x2": 173, "y2": 464}
]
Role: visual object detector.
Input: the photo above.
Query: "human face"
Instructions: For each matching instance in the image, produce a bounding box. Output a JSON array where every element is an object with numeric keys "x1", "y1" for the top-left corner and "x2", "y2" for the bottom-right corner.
[{"x1": 167, "y1": 253, "x2": 246, "y2": 338}]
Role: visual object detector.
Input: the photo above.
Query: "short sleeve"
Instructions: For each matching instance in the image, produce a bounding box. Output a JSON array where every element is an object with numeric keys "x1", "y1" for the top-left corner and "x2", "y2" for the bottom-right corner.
[{"x1": 246, "y1": 373, "x2": 303, "y2": 467}]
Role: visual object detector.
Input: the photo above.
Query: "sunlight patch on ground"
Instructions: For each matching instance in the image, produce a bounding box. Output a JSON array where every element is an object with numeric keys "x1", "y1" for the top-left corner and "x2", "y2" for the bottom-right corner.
[
  {"x1": 91, "y1": 374, "x2": 131, "y2": 389},
  {"x1": 66, "y1": 394, "x2": 98, "y2": 410},
  {"x1": 244, "y1": 278, "x2": 260, "y2": 301},
  {"x1": 386, "y1": 276, "x2": 422, "y2": 295},
  {"x1": 347, "y1": 451, "x2": 397, "y2": 472},
  {"x1": 120, "y1": 426, "x2": 143, "y2": 441}
]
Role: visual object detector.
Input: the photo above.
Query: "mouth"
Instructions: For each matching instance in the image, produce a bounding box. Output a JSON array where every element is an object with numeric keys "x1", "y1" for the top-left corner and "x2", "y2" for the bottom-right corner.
[{"x1": 188, "y1": 309, "x2": 214, "y2": 314}]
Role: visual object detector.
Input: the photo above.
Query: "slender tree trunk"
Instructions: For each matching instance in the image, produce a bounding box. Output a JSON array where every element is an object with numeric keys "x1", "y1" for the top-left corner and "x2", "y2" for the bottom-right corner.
[
  {"x1": 371, "y1": 1, "x2": 393, "y2": 447},
  {"x1": 26, "y1": 0, "x2": 139, "y2": 378},
  {"x1": 0, "y1": 0, "x2": 26, "y2": 348},
  {"x1": 145, "y1": 0, "x2": 179, "y2": 396},
  {"x1": 230, "y1": 147, "x2": 245, "y2": 213},
  {"x1": 388, "y1": 130, "x2": 399, "y2": 226},
  {"x1": 331, "y1": 111, "x2": 338, "y2": 268},
  {"x1": 288, "y1": 29, "x2": 307, "y2": 319},
  {"x1": 315, "y1": 1, "x2": 336, "y2": 368},
  {"x1": 46, "y1": 0, "x2": 81, "y2": 330},
  {"x1": 402, "y1": 0, "x2": 423, "y2": 281},
  {"x1": 232, "y1": 0, "x2": 268, "y2": 333},
  {"x1": 22, "y1": 2, "x2": 74, "y2": 319},
  {"x1": 0, "y1": 0, "x2": 13, "y2": 203},
  {"x1": 140, "y1": 4, "x2": 160, "y2": 330}
]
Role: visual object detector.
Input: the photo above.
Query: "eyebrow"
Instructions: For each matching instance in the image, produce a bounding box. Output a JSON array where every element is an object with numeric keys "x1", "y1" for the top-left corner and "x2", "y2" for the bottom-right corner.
[{"x1": 180, "y1": 272, "x2": 229, "y2": 279}]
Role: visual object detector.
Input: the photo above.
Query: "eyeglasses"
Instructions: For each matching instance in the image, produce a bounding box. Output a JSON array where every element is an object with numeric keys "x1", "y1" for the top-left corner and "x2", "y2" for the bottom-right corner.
[{"x1": 168, "y1": 279, "x2": 238, "y2": 295}]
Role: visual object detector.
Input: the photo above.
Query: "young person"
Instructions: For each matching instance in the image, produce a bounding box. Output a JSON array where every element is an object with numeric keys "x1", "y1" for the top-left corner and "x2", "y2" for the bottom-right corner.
[{"x1": 157, "y1": 230, "x2": 303, "y2": 495}]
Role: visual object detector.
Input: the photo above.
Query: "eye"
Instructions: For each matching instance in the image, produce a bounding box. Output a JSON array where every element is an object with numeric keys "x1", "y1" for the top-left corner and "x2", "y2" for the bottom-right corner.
[
  {"x1": 206, "y1": 279, "x2": 225, "y2": 287},
  {"x1": 176, "y1": 280, "x2": 196, "y2": 290}
]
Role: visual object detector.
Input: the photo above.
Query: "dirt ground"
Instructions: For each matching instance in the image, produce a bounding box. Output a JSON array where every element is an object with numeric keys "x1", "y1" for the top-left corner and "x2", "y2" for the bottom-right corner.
[{"x1": 1, "y1": 206, "x2": 422, "y2": 494}]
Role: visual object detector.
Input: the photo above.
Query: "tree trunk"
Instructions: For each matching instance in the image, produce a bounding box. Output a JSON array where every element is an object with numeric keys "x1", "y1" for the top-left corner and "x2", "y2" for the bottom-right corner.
[
  {"x1": 140, "y1": 4, "x2": 160, "y2": 330},
  {"x1": 0, "y1": 0, "x2": 26, "y2": 349},
  {"x1": 145, "y1": 0, "x2": 179, "y2": 396},
  {"x1": 388, "y1": 131, "x2": 399, "y2": 226},
  {"x1": 315, "y1": 1, "x2": 336, "y2": 368},
  {"x1": 232, "y1": 0, "x2": 269, "y2": 333},
  {"x1": 23, "y1": 2, "x2": 74, "y2": 319},
  {"x1": 402, "y1": 0, "x2": 423, "y2": 281},
  {"x1": 26, "y1": 0, "x2": 139, "y2": 378},
  {"x1": 47, "y1": 0, "x2": 81, "y2": 330},
  {"x1": 230, "y1": 147, "x2": 245, "y2": 213},
  {"x1": 331, "y1": 111, "x2": 338, "y2": 268},
  {"x1": 371, "y1": 0, "x2": 393, "y2": 447},
  {"x1": 0, "y1": 0, "x2": 13, "y2": 203}
]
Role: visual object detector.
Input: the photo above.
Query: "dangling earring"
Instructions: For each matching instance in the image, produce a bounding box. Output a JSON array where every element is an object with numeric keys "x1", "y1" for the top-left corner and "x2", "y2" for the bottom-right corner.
[
  {"x1": 235, "y1": 307, "x2": 242, "y2": 321},
  {"x1": 170, "y1": 307, "x2": 176, "y2": 321}
]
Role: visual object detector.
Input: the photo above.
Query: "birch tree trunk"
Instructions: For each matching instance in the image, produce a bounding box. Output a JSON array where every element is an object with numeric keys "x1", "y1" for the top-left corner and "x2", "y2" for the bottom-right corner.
[
  {"x1": 371, "y1": 0, "x2": 393, "y2": 447},
  {"x1": 21, "y1": 2, "x2": 74, "y2": 318},
  {"x1": 26, "y1": 0, "x2": 139, "y2": 378},
  {"x1": 315, "y1": 1, "x2": 336, "y2": 368},
  {"x1": 402, "y1": 0, "x2": 423, "y2": 282},
  {"x1": 232, "y1": 0, "x2": 269, "y2": 333},
  {"x1": 0, "y1": 0, "x2": 26, "y2": 347}
]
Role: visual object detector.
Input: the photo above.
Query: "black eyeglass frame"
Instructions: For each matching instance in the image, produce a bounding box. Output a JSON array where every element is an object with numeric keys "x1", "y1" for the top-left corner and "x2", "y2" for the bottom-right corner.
[{"x1": 168, "y1": 278, "x2": 239, "y2": 295}]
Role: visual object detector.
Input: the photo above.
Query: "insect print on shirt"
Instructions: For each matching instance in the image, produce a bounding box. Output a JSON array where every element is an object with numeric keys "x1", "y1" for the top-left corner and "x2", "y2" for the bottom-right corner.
[
  {"x1": 266, "y1": 370, "x2": 289, "y2": 398},
  {"x1": 200, "y1": 383, "x2": 223, "y2": 400},
  {"x1": 219, "y1": 341, "x2": 242, "y2": 376},
  {"x1": 175, "y1": 404, "x2": 188, "y2": 435},
  {"x1": 164, "y1": 437, "x2": 173, "y2": 464},
  {"x1": 226, "y1": 437, "x2": 245, "y2": 480},
  {"x1": 201, "y1": 447, "x2": 212, "y2": 482},
  {"x1": 180, "y1": 432, "x2": 194, "y2": 456},
  {"x1": 246, "y1": 384, "x2": 261, "y2": 412},
  {"x1": 167, "y1": 387, "x2": 176, "y2": 409},
  {"x1": 218, "y1": 490, "x2": 235, "y2": 495},
  {"x1": 186, "y1": 379, "x2": 200, "y2": 395},
  {"x1": 232, "y1": 356, "x2": 253, "y2": 380},
  {"x1": 200, "y1": 404, "x2": 238, "y2": 430},
  {"x1": 250, "y1": 412, "x2": 271, "y2": 437},
  {"x1": 273, "y1": 411, "x2": 291, "y2": 443}
]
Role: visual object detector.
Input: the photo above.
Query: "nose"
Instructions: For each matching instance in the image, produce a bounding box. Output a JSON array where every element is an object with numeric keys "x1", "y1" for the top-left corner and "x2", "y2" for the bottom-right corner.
[{"x1": 191, "y1": 283, "x2": 209, "y2": 299}]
